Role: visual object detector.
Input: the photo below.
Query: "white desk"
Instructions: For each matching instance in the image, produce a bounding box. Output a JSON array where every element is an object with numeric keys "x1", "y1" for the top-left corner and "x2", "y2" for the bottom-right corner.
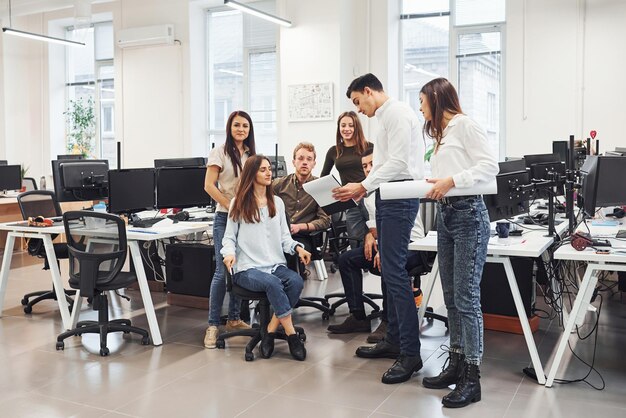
[
  {"x1": 546, "y1": 222, "x2": 626, "y2": 387},
  {"x1": 0, "y1": 219, "x2": 211, "y2": 346},
  {"x1": 409, "y1": 223, "x2": 565, "y2": 385}
]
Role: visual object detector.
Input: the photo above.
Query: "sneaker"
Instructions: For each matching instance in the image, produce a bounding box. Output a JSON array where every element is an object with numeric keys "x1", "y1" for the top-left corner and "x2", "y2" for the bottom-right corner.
[
  {"x1": 225, "y1": 319, "x2": 251, "y2": 331},
  {"x1": 367, "y1": 320, "x2": 388, "y2": 343},
  {"x1": 413, "y1": 288, "x2": 423, "y2": 307},
  {"x1": 327, "y1": 314, "x2": 371, "y2": 334},
  {"x1": 204, "y1": 326, "x2": 218, "y2": 349}
]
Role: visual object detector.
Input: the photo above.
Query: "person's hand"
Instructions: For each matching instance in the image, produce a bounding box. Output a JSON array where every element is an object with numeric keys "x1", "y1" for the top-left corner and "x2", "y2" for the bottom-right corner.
[
  {"x1": 373, "y1": 252, "x2": 381, "y2": 270},
  {"x1": 332, "y1": 182, "x2": 367, "y2": 202},
  {"x1": 223, "y1": 255, "x2": 236, "y2": 272},
  {"x1": 425, "y1": 177, "x2": 455, "y2": 201},
  {"x1": 290, "y1": 224, "x2": 301, "y2": 234},
  {"x1": 296, "y1": 246, "x2": 311, "y2": 265},
  {"x1": 363, "y1": 233, "x2": 377, "y2": 261}
]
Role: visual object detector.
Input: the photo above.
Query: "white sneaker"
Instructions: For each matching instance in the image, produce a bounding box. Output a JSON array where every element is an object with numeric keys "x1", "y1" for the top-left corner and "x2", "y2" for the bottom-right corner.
[{"x1": 204, "y1": 326, "x2": 219, "y2": 349}]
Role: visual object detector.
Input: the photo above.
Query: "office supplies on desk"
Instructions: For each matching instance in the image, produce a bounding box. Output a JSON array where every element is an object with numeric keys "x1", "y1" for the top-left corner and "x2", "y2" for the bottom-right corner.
[{"x1": 380, "y1": 179, "x2": 497, "y2": 200}]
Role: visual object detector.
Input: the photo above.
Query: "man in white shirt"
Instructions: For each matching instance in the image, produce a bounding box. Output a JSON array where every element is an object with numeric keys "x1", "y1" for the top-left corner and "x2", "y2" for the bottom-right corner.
[{"x1": 333, "y1": 73, "x2": 424, "y2": 385}]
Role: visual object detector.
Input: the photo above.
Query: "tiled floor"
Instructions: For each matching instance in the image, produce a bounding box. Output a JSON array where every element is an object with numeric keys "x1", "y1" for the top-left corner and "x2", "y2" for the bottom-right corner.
[{"x1": 1, "y1": 253, "x2": 625, "y2": 417}]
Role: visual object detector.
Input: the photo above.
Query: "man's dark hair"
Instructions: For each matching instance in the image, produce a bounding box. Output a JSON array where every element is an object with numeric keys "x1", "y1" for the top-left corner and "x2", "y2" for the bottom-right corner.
[
  {"x1": 362, "y1": 148, "x2": 374, "y2": 158},
  {"x1": 346, "y1": 73, "x2": 384, "y2": 98}
]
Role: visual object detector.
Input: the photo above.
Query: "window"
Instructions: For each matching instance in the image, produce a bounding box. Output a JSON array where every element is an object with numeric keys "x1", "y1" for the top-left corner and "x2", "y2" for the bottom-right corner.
[
  {"x1": 207, "y1": 2, "x2": 277, "y2": 155},
  {"x1": 401, "y1": 0, "x2": 505, "y2": 158},
  {"x1": 66, "y1": 22, "x2": 116, "y2": 166}
]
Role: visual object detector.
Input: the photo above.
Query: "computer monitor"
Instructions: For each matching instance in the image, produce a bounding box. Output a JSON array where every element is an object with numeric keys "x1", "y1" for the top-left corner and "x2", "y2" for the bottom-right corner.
[
  {"x1": 107, "y1": 168, "x2": 156, "y2": 214},
  {"x1": 154, "y1": 157, "x2": 206, "y2": 168},
  {"x1": 523, "y1": 153, "x2": 565, "y2": 198},
  {"x1": 0, "y1": 165, "x2": 21, "y2": 191},
  {"x1": 485, "y1": 162, "x2": 531, "y2": 222},
  {"x1": 156, "y1": 167, "x2": 212, "y2": 209},
  {"x1": 580, "y1": 156, "x2": 626, "y2": 217},
  {"x1": 51, "y1": 159, "x2": 109, "y2": 202},
  {"x1": 0, "y1": 160, "x2": 7, "y2": 166},
  {"x1": 57, "y1": 154, "x2": 85, "y2": 160},
  {"x1": 499, "y1": 158, "x2": 527, "y2": 174}
]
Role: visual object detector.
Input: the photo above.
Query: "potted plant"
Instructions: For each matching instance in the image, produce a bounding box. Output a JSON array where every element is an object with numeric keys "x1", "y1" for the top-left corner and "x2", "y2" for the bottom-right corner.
[{"x1": 64, "y1": 97, "x2": 96, "y2": 158}]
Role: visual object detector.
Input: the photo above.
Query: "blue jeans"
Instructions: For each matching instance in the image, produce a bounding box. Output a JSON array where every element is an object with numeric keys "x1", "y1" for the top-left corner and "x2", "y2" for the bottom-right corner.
[
  {"x1": 375, "y1": 192, "x2": 421, "y2": 356},
  {"x1": 233, "y1": 265, "x2": 304, "y2": 318},
  {"x1": 208, "y1": 211, "x2": 241, "y2": 326},
  {"x1": 437, "y1": 197, "x2": 490, "y2": 365},
  {"x1": 345, "y1": 200, "x2": 369, "y2": 248}
]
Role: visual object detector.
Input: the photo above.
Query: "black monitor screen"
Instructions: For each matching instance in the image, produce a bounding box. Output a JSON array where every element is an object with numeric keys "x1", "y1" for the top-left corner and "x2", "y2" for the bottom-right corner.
[
  {"x1": 108, "y1": 168, "x2": 156, "y2": 214},
  {"x1": 595, "y1": 156, "x2": 626, "y2": 208},
  {"x1": 499, "y1": 158, "x2": 526, "y2": 175},
  {"x1": 51, "y1": 159, "x2": 109, "y2": 202},
  {"x1": 486, "y1": 168, "x2": 531, "y2": 222},
  {"x1": 552, "y1": 141, "x2": 568, "y2": 163},
  {"x1": 0, "y1": 165, "x2": 21, "y2": 190},
  {"x1": 156, "y1": 167, "x2": 211, "y2": 209},
  {"x1": 154, "y1": 157, "x2": 206, "y2": 168}
]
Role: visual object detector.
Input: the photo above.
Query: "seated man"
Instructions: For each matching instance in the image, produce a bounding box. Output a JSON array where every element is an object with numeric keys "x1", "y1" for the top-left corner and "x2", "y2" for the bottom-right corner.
[
  {"x1": 327, "y1": 148, "x2": 425, "y2": 342},
  {"x1": 273, "y1": 142, "x2": 331, "y2": 277}
]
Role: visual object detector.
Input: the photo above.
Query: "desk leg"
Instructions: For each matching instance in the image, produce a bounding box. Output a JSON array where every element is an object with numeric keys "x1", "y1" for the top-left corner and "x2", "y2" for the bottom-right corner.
[
  {"x1": 0, "y1": 233, "x2": 17, "y2": 316},
  {"x1": 42, "y1": 235, "x2": 72, "y2": 330},
  {"x1": 418, "y1": 255, "x2": 439, "y2": 325},
  {"x1": 129, "y1": 241, "x2": 162, "y2": 345},
  {"x1": 500, "y1": 257, "x2": 546, "y2": 385},
  {"x1": 545, "y1": 265, "x2": 596, "y2": 387}
]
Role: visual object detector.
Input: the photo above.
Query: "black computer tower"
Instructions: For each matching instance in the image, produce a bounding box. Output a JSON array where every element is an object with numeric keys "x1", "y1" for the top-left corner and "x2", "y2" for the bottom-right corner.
[
  {"x1": 480, "y1": 257, "x2": 535, "y2": 318},
  {"x1": 165, "y1": 243, "x2": 214, "y2": 297}
]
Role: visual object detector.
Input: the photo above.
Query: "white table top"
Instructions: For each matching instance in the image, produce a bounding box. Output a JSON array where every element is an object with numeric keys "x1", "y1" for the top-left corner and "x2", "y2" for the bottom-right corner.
[{"x1": 553, "y1": 220, "x2": 626, "y2": 263}]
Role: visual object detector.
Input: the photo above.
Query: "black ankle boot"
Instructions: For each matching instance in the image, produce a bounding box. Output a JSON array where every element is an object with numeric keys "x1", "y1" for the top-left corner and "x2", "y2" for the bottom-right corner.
[
  {"x1": 442, "y1": 362, "x2": 481, "y2": 408},
  {"x1": 260, "y1": 332, "x2": 276, "y2": 359},
  {"x1": 423, "y1": 352, "x2": 465, "y2": 389},
  {"x1": 287, "y1": 334, "x2": 306, "y2": 361}
]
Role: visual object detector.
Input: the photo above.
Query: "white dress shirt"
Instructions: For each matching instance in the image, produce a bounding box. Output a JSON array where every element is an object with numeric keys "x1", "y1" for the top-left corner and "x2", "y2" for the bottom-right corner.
[
  {"x1": 429, "y1": 114, "x2": 498, "y2": 188},
  {"x1": 361, "y1": 99, "x2": 425, "y2": 191},
  {"x1": 363, "y1": 192, "x2": 424, "y2": 241}
]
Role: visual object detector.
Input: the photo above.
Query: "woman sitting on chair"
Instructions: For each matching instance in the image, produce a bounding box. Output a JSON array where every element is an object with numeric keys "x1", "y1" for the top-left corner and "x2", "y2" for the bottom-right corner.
[{"x1": 222, "y1": 155, "x2": 311, "y2": 361}]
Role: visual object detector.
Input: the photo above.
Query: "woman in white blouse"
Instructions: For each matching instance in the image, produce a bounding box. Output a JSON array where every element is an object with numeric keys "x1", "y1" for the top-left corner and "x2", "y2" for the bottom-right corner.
[
  {"x1": 420, "y1": 78, "x2": 498, "y2": 408},
  {"x1": 222, "y1": 155, "x2": 311, "y2": 361}
]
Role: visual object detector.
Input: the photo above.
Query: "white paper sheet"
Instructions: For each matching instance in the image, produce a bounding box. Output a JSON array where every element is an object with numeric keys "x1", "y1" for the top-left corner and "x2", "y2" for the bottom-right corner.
[
  {"x1": 302, "y1": 174, "x2": 346, "y2": 206},
  {"x1": 379, "y1": 179, "x2": 497, "y2": 200}
]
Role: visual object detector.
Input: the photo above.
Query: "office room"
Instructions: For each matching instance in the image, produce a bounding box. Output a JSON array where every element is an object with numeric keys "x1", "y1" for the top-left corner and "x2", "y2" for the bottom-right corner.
[{"x1": 1, "y1": 0, "x2": 626, "y2": 416}]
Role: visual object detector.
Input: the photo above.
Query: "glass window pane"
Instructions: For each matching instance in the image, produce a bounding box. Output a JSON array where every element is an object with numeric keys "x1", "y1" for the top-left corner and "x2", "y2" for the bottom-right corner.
[
  {"x1": 249, "y1": 51, "x2": 276, "y2": 155},
  {"x1": 95, "y1": 23, "x2": 114, "y2": 61},
  {"x1": 402, "y1": 0, "x2": 449, "y2": 15},
  {"x1": 98, "y1": 64, "x2": 116, "y2": 168},
  {"x1": 67, "y1": 27, "x2": 95, "y2": 83},
  {"x1": 457, "y1": 31, "x2": 501, "y2": 155},
  {"x1": 455, "y1": 0, "x2": 505, "y2": 26}
]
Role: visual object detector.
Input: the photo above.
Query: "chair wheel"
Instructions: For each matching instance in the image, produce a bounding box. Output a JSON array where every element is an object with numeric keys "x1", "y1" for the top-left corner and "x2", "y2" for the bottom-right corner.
[
  {"x1": 123, "y1": 330, "x2": 131, "y2": 334},
  {"x1": 330, "y1": 266, "x2": 337, "y2": 273},
  {"x1": 100, "y1": 347, "x2": 110, "y2": 356},
  {"x1": 56, "y1": 341, "x2": 64, "y2": 351},
  {"x1": 216, "y1": 340, "x2": 225, "y2": 349},
  {"x1": 21, "y1": 298, "x2": 28, "y2": 306},
  {"x1": 322, "y1": 312, "x2": 330, "y2": 321},
  {"x1": 23, "y1": 305, "x2": 32, "y2": 314},
  {"x1": 244, "y1": 352, "x2": 254, "y2": 361},
  {"x1": 427, "y1": 317, "x2": 434, "y2": 323},
  {"x1": 141, "y1": 336, "x2": 151, "y2": 345}
]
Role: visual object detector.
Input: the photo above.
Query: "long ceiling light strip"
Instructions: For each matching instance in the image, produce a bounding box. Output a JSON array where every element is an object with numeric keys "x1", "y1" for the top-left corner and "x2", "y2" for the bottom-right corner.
[
  {"x1": 1, "y1": 0, "x2": 85, "y2": 47},
  {"x1": 2, "y1": 27, "x2": 86, "y2": 46},
  {"x1": 224, "y1": 0, "x2": 292, "y2": 28}
]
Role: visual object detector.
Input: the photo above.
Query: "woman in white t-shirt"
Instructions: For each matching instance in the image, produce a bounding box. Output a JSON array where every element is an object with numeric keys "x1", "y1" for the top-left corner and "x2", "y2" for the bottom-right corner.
[
  {"x1": 203, "y1": 110, "x2": 256, "y2": 349},
  {"x1": 420, "y1": 78, "x2": 498, "y2": 408}
]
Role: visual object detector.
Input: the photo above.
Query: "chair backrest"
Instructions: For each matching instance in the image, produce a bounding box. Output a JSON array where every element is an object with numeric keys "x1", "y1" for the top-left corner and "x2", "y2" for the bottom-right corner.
[
  {"x1": 17, "y1": 190, "x2": 62, "y2": 219},
  {"x1": 63, "y1": 211, "x2": 128, "y2": 297},
  {"x1": 22, "y1": 177, "x2": 38, "y2": 192},
  {"x1": 327, "y1": 211, "x2": 351, "y2": 259}
]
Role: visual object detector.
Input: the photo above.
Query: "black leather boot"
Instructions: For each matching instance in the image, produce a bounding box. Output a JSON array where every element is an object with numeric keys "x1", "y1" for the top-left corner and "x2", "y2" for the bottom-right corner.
[
  {"x1": 260, "y1": 332, "x2": 276, "y2": 359},
  {"x1": 381, "y1": 354, "x2": 423, "y2": 384},
  {"x1": 287, "y1": 334, "x2": 306, "y2": 361},
  {"x1": 442, "y1": 362, "x2": 481, "y2": 408},
  {"x1": 422, "y1": 351, "x2": 465, "y2": 389}
]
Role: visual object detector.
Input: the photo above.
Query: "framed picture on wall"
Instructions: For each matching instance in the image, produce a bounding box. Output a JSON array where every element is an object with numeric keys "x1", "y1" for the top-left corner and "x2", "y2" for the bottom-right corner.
[{"x1": 288, "y1": 82, "x2": 333, "y2": 122}]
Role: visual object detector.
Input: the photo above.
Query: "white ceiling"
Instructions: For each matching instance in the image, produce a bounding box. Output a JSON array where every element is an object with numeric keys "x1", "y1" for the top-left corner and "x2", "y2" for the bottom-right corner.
[{"x1": 0, "y1": 1, "x2": 114, "y2": 20}]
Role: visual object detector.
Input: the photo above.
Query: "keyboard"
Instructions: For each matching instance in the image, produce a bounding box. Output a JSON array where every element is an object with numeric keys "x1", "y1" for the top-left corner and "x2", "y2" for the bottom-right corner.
[
  {"x1": 132, "y1": 217, "x2": 164, "y2": 228},
  {"x1": 181, "y1": 216, "x2": 212, "y2": 222}
]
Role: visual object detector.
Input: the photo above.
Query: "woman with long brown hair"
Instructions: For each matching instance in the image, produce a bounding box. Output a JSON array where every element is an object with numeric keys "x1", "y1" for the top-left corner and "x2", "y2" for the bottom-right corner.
[
  {"x1": 321, "y1": 111, "x2": 373, "y2": 244},
  {"x1": 204, "y1": 110, "x2": 256, "y2": 349},
  {"x1": 221, "y1": 155, "x2": 312, "y2": 361}
]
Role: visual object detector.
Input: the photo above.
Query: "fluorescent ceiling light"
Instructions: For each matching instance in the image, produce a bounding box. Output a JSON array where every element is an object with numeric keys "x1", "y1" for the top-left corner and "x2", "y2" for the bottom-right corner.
[
  {"x1": 2, "y1": 28, "x2": 86, "y2": 47},
  {"x1": 224, "y1": 0, "x2": 292, "y2": 28}
]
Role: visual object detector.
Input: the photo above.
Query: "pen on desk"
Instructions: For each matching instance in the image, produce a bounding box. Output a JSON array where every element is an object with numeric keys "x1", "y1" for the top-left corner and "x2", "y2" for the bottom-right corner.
[
  {"x1": 128, "y1": 229, "x2": 159, "y2": 234},
  {"x1": 520, "y1": 239, "x2": 527, "y2": 244}
]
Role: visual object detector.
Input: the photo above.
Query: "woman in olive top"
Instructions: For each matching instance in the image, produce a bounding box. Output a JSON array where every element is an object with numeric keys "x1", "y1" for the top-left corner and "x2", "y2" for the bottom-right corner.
[
  {"x1": 203, "y1": 110, "x2": 256, "y2": 349},
  {"x1": 321, "y1": 111, "x2": 373, "y2": 245}
]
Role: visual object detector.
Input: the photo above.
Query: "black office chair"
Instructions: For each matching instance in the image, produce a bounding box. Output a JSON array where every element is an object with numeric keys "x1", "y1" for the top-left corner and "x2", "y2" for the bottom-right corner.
[
  {"x1": 409, "y1": 250, "x2": 448, "y2": 328},
  {"x1": 326, "y1": 212, "x2": 351, "y2": 273},
  {"x1": 55, "y1": 211, "x2": 150, "y2": 356},
  {"x1": 216, "y1": 269, "x2": 306, "y2": 361},
  {"x1": 21, "y1": 177, "x2": 38, "y2": 192},
  {"x1": 17, "y1": 190, "x2": 74, "y2": 314}
]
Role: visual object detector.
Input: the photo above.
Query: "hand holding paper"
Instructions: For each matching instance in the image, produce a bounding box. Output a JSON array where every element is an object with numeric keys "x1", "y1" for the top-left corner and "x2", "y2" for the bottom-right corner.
[
  {"x1": 302, "y1": 174, "x2": 358, "y2": 215},
  {"x1": 380, "y1": 179, "x2": 497, "y2": 200}
]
